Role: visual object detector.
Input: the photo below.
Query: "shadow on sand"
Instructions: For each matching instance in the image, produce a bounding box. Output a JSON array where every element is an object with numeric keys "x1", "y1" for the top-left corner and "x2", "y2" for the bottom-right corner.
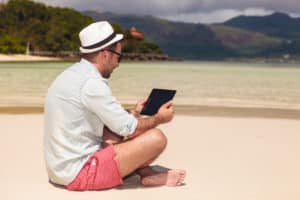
[{"x1": 116, "y1": 165, "x2": 170, "y2": 190}]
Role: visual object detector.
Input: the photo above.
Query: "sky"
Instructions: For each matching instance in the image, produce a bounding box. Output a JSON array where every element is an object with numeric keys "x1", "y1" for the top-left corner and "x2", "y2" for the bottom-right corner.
[{"x1": 33, "y1": 0, "x2": 300, "y2": 24}]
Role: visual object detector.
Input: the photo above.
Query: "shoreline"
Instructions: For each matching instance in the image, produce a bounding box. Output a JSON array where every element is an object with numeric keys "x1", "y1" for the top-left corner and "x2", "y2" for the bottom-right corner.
[
  {"x1": 0, "y1": 53, "x2": 179, "y2": 62},
  {"x1": 0, "y1": 53, "x2": 62, "y2": 62},
  {"x1": 2, "y1": 53, "x2": 300, "y2": 64},
  {"x1": 1, "y1": 104, "x2": 300, "y2": 119}
]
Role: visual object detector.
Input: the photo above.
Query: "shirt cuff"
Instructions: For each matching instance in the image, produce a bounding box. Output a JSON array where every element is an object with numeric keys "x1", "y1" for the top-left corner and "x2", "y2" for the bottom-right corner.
[{"x1": 119, "y1": 114, "x2": 138, "y2": 137}]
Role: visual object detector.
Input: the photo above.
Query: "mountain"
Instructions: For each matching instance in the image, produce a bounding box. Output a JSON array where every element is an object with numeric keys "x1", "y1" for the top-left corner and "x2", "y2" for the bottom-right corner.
[
  {"x1": 210, "y1": 25, "x2": 283, "y2": 56},
  {"x1": 223, "y1": 12, "x2": 300, "y2": 57},
  {"x1": 1, "y1": 1, "x2": 298, "y2": 59},
  {"x1": 224, "y1": 12, "x2": 300, "y2": 40},
  {"x1": 84, "y1": 11, "x2": 295, "y2": 59},
  {"x1": 84, "y1": 11, "x2": 234, "y2": 59}
]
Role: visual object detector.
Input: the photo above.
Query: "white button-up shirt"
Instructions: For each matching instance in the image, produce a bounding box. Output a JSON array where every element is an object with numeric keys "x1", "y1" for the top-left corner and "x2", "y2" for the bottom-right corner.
[{"x1": 44, "y1": 59, "x2": 138, "y2": 185}]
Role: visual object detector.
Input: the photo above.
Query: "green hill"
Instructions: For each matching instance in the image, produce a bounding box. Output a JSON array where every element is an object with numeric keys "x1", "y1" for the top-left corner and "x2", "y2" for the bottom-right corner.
[
  {"x1": 224, "y1": 12, "x2": 300, "y2": 40},
  {"x1": 210, "y1": 25, "x2": 284, "y2": 57},
  {"x1": 84, "y1": 11, "x2": 234, "y2": 59},
  {"x1": 85, "y1": 11, "x2": 294, "y2": 59},
  {"x1": 0, "y1": 0, "x2": 162, "y2": 55},
  {"x1": 0, "y1": 0, "x2": 94, "y2": 53},
  {"x1": 223, "y1": 12, "x2": 300, "y2": 56},
  {"x1": 1, "y1": 0, "x2": 299, "y2": 59}
]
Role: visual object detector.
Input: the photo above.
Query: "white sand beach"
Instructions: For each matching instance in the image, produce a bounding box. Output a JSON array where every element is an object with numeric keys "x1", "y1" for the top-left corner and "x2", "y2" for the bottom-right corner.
[
  {"x1": 0, "y1": 54, "x2": 61, "y2": 62},
  {"x1": 1, "y1": 114, "x2": 300, "y2": 200}
]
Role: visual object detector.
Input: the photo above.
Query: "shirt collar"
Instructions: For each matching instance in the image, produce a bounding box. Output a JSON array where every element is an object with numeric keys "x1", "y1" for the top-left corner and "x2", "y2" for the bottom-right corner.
[{"x1": 80, "y1": 58, "x2": 108, "y2": 82}]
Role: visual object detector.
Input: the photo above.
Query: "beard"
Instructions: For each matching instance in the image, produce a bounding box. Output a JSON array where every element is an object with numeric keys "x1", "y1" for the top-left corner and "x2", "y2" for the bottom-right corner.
[
  {"x1": 101, "y1": 67, "x2": 113, "y2": 79},
  {"x1": 104, "y1": 73, "x2": 111, "y2": 79},
  {"x1": 101, "y1": 56, "x2": 117, "y2": 79}
]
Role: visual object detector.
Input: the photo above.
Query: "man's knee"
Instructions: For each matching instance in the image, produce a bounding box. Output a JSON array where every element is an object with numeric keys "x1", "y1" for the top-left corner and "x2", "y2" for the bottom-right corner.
[{"x1": 149, "y1": 128, "x2": 168, "y2": 151}]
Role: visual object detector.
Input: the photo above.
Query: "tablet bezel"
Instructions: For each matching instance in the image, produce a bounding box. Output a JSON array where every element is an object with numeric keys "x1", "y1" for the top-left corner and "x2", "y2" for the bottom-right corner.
[{"x1": 140, "y1": 88, "x2": 176, "y2": 116}]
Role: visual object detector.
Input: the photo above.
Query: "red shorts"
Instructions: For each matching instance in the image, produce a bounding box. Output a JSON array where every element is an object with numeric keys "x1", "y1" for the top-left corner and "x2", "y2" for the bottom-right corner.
[{"x1": 66, "y1": 145, "x2": 123, "y2": 191}]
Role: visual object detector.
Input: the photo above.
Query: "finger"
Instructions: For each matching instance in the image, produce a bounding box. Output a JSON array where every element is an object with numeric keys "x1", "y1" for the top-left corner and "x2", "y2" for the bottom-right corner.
[
  {"x1": 170, "y1": 106, "x2": 175, "y2": 113},
  {"x1": 137, "y1": 98, "x2": 147, "y2": 105},
  {"x1": 163, "y1": 100, "x2": 173, "y2": 108},
  {"x1": 141, "y1": 98, "x2": 148, "y2": 105}
]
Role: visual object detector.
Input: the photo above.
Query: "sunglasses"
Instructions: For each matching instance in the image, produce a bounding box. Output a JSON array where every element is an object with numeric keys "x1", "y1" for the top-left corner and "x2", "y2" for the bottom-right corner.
[{"x1": 107, "y1": 49, "x2": 123, "y2": 63}]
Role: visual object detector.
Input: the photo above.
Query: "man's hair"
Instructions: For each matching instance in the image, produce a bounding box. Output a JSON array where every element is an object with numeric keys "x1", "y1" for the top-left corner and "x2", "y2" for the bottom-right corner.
[{"x1": 81, "y1": 42, "x2": 119, "y2": 62}]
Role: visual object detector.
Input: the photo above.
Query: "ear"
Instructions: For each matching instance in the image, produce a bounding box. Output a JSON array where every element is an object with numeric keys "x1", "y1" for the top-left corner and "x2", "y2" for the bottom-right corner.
[
  {"x1": 99, "y1": 50, "x2": 108, "y2": 60},
  {"x1": 118, "y1": 41, "x2": 123, "y2": 48}
]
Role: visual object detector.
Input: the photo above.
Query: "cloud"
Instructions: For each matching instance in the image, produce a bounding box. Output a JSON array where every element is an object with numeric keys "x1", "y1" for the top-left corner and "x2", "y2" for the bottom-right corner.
[
  {"x1": 34, "y1": 0, "x2": 202, "y2": 14},
  {"x1": 33, "y1": 0, "x2": 300, "y2": 23},
  {"x1": 159, "y1": 8, "x2": 274, "y2": 24}
]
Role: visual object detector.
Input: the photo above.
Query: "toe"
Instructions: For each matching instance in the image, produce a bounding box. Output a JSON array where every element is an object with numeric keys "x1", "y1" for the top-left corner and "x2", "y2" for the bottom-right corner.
[
  {"x1": 178, "y1": 169, "x2": 186, "y2": 176},
  {"x1": 176, "y1": 180, "x2": 183, "y2": 186}
]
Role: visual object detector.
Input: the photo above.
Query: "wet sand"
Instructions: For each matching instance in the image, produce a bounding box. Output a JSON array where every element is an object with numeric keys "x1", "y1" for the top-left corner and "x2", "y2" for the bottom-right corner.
[{"x1": 1, "y1": 104, "x2": 300, "y2": 119}]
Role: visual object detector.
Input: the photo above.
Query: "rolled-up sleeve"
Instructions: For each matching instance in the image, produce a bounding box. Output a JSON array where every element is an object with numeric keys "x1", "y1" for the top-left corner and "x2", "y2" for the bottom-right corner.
[{"x1": 80, "y1": 78, "x2": 138, "y2": 137}]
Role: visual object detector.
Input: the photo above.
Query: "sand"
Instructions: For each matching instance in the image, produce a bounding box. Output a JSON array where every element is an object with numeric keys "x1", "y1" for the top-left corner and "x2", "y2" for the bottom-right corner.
[
  {"x1": 1, "y1": 114, "x2": 300, "y2": 200},
  {"x1": 0, "y1": 54, "x2": 61, "y2": 62}
]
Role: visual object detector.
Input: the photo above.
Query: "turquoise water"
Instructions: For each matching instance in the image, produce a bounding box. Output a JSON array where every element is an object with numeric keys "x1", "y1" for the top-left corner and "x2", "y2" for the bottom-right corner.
[{"x1": 0, "y1": 61, "x2": 300, "y2": 109}]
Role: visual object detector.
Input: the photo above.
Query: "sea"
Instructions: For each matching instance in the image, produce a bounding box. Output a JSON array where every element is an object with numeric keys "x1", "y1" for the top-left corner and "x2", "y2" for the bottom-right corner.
[{"x1": 0, "y1": 61, "x2": 299, "y2": 110}]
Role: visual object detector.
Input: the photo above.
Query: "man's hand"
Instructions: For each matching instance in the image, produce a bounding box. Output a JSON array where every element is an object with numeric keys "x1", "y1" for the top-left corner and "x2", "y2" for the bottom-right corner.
[
  {"x1": 131, "y1": 98, "x2": 148, "y2": 118},
  {"x1": 126, "y1": 100, "x2": 174, "y2": 139},
  {"x1": 154, "y1": 101, "x2": 174, "y2": 124}
]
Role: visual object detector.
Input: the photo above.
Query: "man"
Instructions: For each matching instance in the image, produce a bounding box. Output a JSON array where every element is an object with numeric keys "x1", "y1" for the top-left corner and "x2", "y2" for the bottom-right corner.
[{"x1": 44, "y1": 21, "x2": 186, "y2": 191}]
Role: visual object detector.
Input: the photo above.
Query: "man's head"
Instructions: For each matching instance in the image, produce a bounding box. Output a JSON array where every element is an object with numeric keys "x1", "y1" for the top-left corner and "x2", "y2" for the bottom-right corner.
[{"x1": 79, "y1": 21, "x2": 124, "y2": 78}]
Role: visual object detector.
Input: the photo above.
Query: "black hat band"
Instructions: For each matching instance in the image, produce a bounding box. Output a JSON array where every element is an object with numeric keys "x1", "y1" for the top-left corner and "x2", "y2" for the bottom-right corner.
[{"x1": 82, "y1": 32, "x2": 116, "y2": 49}]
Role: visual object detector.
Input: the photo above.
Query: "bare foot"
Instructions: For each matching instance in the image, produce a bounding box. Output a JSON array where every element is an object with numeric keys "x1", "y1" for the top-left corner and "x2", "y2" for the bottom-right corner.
[{"x1": 141, "y1": 169, "x2": 186, "y2": 187}]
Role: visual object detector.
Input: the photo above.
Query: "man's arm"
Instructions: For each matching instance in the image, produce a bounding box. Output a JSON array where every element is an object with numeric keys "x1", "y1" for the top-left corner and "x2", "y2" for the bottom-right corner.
[
  {"x1": 126, "y1": 101, "x2": 174, "y2": 140},
  {"x1": 102, "y1": 101, "x2": 174, "y2": 145}
]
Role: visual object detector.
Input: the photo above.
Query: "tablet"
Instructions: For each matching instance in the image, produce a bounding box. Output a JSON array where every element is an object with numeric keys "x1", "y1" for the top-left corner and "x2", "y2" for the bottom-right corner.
[{"x1": 140, "y1": 88, "x2": 176, "y2": 116}]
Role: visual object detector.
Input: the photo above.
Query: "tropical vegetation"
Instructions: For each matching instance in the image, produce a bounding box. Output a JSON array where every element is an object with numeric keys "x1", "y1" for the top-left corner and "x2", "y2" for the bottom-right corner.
[{"x1": 0, "y1": 0, "x2": 162, "y2": 54}]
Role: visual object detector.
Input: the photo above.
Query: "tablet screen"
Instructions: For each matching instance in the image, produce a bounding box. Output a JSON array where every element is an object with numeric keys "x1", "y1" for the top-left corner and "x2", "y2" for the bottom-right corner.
[{"x1": 140, "y1": 88, "x2": 176, "y2": 116}]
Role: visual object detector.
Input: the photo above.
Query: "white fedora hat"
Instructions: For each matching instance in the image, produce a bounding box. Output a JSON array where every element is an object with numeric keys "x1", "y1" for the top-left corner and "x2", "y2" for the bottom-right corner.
[{"x1": 79, "y1": 21, "x2": 124, "y2": 53}]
